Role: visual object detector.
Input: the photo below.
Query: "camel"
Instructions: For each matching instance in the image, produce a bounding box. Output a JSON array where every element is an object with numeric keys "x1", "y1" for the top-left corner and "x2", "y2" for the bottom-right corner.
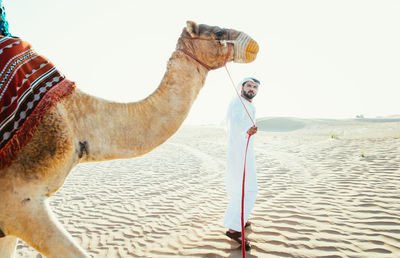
[{"x1": 0, "y1": 21, "x2": 258, "y2": 257}]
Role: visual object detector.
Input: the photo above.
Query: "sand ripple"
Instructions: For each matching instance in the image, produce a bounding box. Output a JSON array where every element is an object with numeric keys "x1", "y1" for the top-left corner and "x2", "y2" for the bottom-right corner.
[{"x1": 15, "y1": 124, "x2": 400, "y2": 257}]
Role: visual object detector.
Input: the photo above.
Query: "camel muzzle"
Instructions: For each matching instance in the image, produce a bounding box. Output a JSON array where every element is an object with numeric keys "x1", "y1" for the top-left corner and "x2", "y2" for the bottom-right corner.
[{"x1": 226, "y1": 32, "x2": 259, "y2": 63}]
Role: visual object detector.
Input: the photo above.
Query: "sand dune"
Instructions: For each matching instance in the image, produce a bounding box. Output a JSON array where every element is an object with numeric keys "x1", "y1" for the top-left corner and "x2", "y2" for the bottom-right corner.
[
  {"x1": 257, "y1": 116, "x2": 400, "y2": 132},
  {"x1": 15, "y1": 118, "x2": 400, "y2": 257}
]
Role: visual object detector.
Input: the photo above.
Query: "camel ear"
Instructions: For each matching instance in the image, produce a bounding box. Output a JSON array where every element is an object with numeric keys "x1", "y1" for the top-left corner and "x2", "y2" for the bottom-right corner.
[{"x1": 186, "y1": 21, "x2": 199, "y2": 38}]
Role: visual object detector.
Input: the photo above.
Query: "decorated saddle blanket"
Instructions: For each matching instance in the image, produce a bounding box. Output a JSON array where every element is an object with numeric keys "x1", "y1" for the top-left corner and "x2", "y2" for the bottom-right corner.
[{"x1": 0, "y1": 36, "x2": 75, "y2": 169}]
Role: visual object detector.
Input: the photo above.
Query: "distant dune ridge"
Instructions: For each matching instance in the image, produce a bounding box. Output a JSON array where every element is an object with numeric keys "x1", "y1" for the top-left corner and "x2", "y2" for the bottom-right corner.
[
  {"x1": 257, "y1": 117, "x2": 306, "y2": 132},
  {"x1": 384, "y1": 114, "x2": 400, "y2": 119},
  {"x1": 15, "y1": 118, "x2": 400, "y2": 257},
  {"x1": 257, "y1": 116, "x2": 400, "y2": 132}
]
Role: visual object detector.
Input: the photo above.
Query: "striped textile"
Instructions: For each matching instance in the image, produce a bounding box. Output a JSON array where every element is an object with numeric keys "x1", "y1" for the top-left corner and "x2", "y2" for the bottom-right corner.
[{"x1": 0, "y1": 36, "x2": 75, "y2": 169}]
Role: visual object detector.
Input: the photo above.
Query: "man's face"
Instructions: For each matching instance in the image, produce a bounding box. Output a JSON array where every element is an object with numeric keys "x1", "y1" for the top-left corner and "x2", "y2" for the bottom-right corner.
[{"x1": 242, "y1": 81, "x2": 259, "y2": 100}]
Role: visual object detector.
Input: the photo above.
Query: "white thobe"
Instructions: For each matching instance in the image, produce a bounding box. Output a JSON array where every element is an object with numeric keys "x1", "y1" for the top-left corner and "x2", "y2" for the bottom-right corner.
[{"x1": 223, "y1": 97, "x2": 258, "y2": 232}]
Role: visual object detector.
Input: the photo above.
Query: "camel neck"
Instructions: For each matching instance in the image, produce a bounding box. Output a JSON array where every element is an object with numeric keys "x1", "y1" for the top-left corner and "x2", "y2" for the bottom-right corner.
[
  {"x1": 124, "y1": 51, "x2": 209, "y2": 156},
  {"x1": 65, "y1": 51, "x2": 209, "y2": 162}
]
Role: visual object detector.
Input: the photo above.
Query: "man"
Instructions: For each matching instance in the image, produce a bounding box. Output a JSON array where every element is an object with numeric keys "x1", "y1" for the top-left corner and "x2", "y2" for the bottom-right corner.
[{"x1": 223, "y1": 77, "x2": 259, "y2": 249}]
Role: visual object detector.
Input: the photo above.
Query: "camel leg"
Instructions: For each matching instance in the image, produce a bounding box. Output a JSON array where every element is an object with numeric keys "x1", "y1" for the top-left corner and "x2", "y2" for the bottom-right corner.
[
  {"x1": 0, "y1": 235, "x2": 17, "y2": 258},
  {"x1": 13, "y1": 199, "x2": 89, "y2": 258}
]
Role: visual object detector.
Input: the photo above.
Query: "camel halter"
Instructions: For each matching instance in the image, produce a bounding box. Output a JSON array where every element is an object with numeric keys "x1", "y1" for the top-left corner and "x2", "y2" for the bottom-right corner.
[{"x1": 177, "y1": 31, "x2": 233, "y2": 70}]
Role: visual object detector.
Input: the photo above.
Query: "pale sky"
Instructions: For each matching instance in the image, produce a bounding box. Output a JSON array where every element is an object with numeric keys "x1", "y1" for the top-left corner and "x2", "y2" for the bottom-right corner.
[{"x1": 5, "y1": 0, "x2": 400, "y2": 125}]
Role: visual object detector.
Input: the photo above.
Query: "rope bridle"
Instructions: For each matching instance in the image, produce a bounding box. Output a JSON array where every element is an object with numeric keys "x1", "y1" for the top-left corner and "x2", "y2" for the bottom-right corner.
[{"x1": 177, "y1": 31, "x2": 233, "y2": 71}]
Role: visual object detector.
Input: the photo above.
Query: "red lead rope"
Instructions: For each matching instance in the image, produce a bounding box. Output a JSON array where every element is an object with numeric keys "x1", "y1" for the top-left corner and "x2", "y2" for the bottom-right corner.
[
  {"x1": 240, "y1": 135, "x2": 251, "y2": 257},
  {"x1": 224, "y1": 65, "x2": 256, "y2": 258}
]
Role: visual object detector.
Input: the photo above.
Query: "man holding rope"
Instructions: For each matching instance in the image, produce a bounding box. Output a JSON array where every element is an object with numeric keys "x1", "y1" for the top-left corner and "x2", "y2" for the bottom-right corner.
[{"x1": 224, "y1": 77, "x2": 260, "y2": 250}]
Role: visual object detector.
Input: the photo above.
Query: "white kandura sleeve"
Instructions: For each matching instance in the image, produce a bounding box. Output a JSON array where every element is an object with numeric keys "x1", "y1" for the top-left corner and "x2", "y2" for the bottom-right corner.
[{"x1": 228, "y1": 102, "x2": 252, "y2": 138}]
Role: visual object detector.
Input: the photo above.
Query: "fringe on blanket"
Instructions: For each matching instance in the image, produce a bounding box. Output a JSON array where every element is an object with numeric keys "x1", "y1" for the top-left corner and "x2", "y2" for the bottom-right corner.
[{"x1": 0, "y1": 79, "x2": 75, "y2": 170}]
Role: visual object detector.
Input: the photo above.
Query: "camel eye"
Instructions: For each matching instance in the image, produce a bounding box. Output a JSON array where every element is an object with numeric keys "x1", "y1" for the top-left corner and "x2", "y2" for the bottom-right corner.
[{"x1": 215, "y1": 31, "x2": 224, "y2": 39}]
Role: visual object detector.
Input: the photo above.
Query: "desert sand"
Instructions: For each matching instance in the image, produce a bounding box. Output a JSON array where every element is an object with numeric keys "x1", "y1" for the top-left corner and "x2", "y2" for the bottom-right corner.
[{"x1": 15, "y1": 118, "x2": 400, "y2": 257}]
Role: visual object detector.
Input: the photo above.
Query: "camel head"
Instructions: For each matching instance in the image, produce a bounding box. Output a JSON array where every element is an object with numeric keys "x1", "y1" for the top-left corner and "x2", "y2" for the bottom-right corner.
[{"x1": 177, "y1": 21, "x2": 259, "y2": 70}]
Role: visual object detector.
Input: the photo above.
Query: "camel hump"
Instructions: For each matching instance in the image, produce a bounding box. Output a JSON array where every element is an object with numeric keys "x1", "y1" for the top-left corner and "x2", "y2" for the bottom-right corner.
[{"x1": 3, "y1": 104, "x2": 76, "y2": 182}]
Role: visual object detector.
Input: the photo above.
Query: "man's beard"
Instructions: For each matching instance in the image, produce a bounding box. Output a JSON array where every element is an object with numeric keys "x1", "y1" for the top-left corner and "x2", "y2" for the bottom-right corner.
[{"x1": 243, "y1": 91, "x2": 255, "y2": 99}]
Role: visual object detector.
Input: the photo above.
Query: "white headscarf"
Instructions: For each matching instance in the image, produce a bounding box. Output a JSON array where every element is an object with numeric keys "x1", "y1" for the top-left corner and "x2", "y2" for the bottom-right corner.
[{"x1": 237, "y1": 77, "x2": 260, "y2": 91}]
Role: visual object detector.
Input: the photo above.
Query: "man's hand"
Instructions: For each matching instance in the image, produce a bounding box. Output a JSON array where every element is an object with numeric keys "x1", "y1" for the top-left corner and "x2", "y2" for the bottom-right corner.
[{"x1": 247, "y1": 125, "x2": 258, "y2": 136}]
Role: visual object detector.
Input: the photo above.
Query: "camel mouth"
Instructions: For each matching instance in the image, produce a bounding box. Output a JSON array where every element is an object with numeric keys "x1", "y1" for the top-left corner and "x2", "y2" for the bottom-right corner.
[
  {"x1": 245, "y1": 39, "x2": 259, "y2": 63},
  {"x1": 231, "y1": 33, "x2": 259, "y2": 63}
]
